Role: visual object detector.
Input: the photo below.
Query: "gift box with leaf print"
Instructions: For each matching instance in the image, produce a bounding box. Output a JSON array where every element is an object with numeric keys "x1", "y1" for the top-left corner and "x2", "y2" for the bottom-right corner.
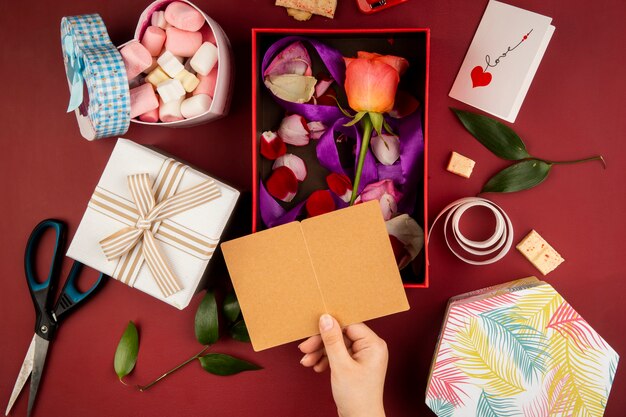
[
  {"x1": 252, "y1": 29, "x2": 430, "y2": 288},
  {"x1": 426, "y1": 277, "x2": 619, "y2": 417}
]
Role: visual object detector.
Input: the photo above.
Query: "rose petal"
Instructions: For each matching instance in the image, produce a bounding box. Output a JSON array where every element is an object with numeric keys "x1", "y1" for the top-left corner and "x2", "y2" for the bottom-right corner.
[
  {"x1": 315, "y1": 94, "x2": 337, "y2": 106},
  {"x1": 370, "y1": 134, "x2": 400, "y2": 166},
  {"x1": 385, "y1": 214, "x2": 424, "y2": 269},
  {"x1": 264, "y1": 41, "x2": 312, "y2": 77},
  {"x1": 278, "y1": 114, "x2": 310, "y2": 146},
  {"x1": 260, "y1": 131, "x2": 287, "y2": 160},
  {"x1": 264, "y1": 74, "x2": 317, "y2": 104},
  {"x1": 314, "y1": 75, "x2": 334, "y2": 98},
  {"x1": 355, "y1": 179, "x2": 401, "y2": 221},
  {"x1": 356, "y1": 51, "x2": 409, "y2": 75},
  {"x1": 388, "y1": 90, "x2": 420, "y2": 119},
  {"x1": 326, "y1": 172, "x2": 352, "y2": 203},
  {"x1": 388, "y1": 234, "x2": 410, "y2": 269},
  {"x1": 266, "y1": 166, "x2": 298, "y2": 203},
  {"x1": 273, "y1": 153, "x2": 307, "y2": 181},
  {"x1": 306, "y1": 190, "x2": 336, "y2": 217},
  {"x1": 307, "y1": 121, "x2": 326, "y2": 140}
]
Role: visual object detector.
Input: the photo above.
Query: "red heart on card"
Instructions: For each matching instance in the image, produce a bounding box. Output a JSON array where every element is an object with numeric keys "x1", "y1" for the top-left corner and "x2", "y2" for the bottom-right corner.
[{"x1": 471, "y1": 66, "x2": 492, "y2": 88}]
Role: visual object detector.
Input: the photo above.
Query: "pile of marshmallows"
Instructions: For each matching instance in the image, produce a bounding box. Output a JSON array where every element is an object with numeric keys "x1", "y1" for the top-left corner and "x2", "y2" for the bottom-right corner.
[{"x1": 120, "y1": 1, "x2": 219, "y2": 122}]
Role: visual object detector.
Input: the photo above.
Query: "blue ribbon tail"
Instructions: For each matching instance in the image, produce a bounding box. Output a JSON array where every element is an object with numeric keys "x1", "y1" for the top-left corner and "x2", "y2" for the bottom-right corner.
[{"x1": 67, "y1": 73, "x2": 84, "y2": 112}]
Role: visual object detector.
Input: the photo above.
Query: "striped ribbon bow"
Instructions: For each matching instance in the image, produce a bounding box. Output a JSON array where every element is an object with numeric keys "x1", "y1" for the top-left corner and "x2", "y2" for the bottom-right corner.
[{"x1": 100, "y1": 173, "x2": 219, "y2": 297}]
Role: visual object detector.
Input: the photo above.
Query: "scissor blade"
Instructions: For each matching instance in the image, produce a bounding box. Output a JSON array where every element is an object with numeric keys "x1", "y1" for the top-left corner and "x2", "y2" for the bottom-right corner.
[
  {"x1": 5, "y1": 334, "x2": 37, "y2": 416},
  {"x1": 26, "y1": 336, "x2": 49, "y2": 417}
]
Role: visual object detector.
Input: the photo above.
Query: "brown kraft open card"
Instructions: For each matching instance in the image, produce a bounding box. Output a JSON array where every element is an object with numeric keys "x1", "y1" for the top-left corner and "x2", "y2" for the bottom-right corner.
[{"x1": 221, "y1": 201, "x2": 410, "y2": 351}]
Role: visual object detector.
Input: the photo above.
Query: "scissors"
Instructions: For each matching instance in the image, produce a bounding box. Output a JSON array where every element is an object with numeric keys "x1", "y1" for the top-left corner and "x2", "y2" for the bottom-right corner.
[{"x1": 6, "y1": 219, "x2": 105, "y2": 417}]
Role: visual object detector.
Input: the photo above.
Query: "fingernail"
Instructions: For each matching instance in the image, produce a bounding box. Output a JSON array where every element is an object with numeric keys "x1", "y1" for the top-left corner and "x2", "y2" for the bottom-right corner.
[
  {"x1": 320, "y1": 314, "x2": 333, "y2": 331},
  {"x1": 300, "y1": 354, "x2": 308, "y2": 364}
]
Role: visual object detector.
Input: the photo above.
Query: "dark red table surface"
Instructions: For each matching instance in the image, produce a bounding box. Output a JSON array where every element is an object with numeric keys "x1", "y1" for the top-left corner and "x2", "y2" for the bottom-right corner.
[{"x1": 1, "y1": 1, "x2": 625, "y2": 416}]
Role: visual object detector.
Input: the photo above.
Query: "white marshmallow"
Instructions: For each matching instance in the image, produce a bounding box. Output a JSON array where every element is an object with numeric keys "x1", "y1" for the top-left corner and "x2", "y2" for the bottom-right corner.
[
  {"x1": 157, "y1": 50, "x2": 184, "y2": 77},
  {"x1": 181, "y1": 94, "x2": 212, "y2": 118},
  {"x1": 189, "y1": 42, "x2": 218, "y2": 76},
  {"x1": 159, "y1": 97, "x2": 184, "y2": 122},
  {"x1": 151, "y1": 11, "x2": 168, "y2": 29},
  {"x1": 156, "y1": 79, "x2": 186, "y2": 103}
]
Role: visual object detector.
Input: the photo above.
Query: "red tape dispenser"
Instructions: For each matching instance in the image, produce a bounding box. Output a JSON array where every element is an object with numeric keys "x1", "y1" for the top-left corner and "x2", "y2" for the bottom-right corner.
[{"x1": 355, "y1": 0, "x2": 408, "y2": 14}]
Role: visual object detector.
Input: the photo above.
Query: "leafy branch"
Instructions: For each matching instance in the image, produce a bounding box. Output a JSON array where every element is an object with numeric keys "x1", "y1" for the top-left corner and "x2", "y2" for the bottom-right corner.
[
  {"x1": 113, "y1": 291, "x2": 260, "y2": 390},
  {"x1": 451, "y1": 108, "x2": 606, "y2": 193}
]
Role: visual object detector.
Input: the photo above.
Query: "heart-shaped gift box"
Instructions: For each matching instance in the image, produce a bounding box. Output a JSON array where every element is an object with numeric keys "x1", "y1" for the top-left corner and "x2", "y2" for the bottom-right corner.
[{"x1": 61, "y1": 0, "x2": 233, "y2": 140}]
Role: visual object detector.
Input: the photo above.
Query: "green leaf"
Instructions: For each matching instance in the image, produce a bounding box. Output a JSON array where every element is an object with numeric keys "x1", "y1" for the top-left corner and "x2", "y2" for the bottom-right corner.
[
  {"x1": 114, "y1": 321, "x2": 139, "y2": 380},
  {"x1": 195, "y1": 291, "x2": 219, "y2": 345},
  {"x1": 230, "y1": 320, "x2": 251, "y2": 342},
  {"x1": 383, "y1": 119, "x2": 396, "y2": 136},
  {"x1": 198, "y1": 354, "x2": 262, "y2": 376},
  {"x1": 344, "y1": 111, "x2": 366, "y2": 127},
  {"x1": 369, "y1": 112, "x2": 384, "y2": 136},
  {"x1": 451, "y1": 108, "x2": 530, "y2": 160},
  {"x1": 223, "y1": 292, "x2": 241, "y2": 323},
  {"x1": 482, "y1": 159, "x2": 552, "y2": 193}
]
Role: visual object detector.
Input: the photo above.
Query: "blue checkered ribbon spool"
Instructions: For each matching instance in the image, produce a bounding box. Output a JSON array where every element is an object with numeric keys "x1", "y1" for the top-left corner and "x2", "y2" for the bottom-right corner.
[{"x1": 61, "y1": 14, "x2": 130, "y2": 140}]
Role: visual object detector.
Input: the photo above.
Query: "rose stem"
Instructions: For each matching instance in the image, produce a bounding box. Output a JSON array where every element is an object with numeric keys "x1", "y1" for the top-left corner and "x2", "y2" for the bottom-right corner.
[
  {"x1": 349, "y1": 115, "x2": 374, "y2": 205},
  {"x1": 136, "y1": 345, "x2": 212, "y2": 392}
]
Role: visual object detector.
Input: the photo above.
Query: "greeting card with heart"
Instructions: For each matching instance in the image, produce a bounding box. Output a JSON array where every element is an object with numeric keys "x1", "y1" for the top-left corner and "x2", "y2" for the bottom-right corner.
[{"x1": 449, "y1": 1, "x2": 555, "y2": 122}]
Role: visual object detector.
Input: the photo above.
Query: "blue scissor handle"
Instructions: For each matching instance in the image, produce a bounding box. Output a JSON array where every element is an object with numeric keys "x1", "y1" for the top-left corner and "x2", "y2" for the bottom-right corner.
[
  {"x1": 24, "y1": 219, "x2": 66, "y2": 340},
  {"x1": 53, "y1": 262, "x2": 105, "y2": 320}
]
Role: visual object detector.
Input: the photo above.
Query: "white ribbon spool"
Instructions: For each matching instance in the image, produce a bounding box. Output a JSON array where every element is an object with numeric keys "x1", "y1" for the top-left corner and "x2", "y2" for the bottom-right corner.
[{"x1": 428, "y1": 197, "x2": 514, "y2": 265}]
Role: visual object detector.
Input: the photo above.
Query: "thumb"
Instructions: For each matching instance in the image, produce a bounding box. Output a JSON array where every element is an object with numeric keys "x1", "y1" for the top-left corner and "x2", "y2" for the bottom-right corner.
[{"x1": 319, "y1": 314, "x2": 351, "y2": 367}]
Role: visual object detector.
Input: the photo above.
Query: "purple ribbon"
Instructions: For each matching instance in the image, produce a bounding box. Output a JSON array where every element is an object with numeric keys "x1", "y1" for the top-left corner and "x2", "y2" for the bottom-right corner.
[
  {"x1": 316, "y1": 117, "x2": 378, "y2": 194},
  {"x1": 261, "y1": 36, "x2": 346, "y2": 124}
]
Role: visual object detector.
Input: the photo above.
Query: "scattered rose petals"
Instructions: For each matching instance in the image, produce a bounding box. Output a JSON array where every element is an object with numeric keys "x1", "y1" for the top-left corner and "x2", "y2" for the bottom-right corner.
[
  {"x1": 326, "y1": 173, "x2": 352, "y2": 203},
  {"x1": 370, "y1": 133, "x2": 400, "y2": 166},
  {"x1": 314, "y1": 74, "x2": 334, "y2": 98},
  {"x1": 385, "y1": 214, "x2": 424, "y2": 269},
  {"x1": 264, "y1": 41, "x2": 312, "y2": 77},
  {"x1": 306, "y1": 190, "x2": 336, "y2": 217},
  {"x1": 388, "y1": 90, "x2": 420, "y2": 119},
  {"x1": 356, "y1": 51, "x2": 409, "y2": 75},
  {"x1": 307, "y1": 121, "x2": 326, "y2": 140},
  {"x1": 260, "y1": 131, "x2": 287, "y2": 160},
  {"x1": 278, "y1": 114, "x2": 310, "y2": 146},
  {"x1": 355, "y1": 179, "x2": 401, "y2": 220},
  {"x1": 273, "y1": 153, "x2": 307, "y2": 181},
  {"x1": 264, "y1": 74, "x2": 317, "y2": 104},
  {"x1": 388, "y1": 235, "x2": 408, "y2": 268},
  {"x1": 266, "y1": 166, "x2": 298, "y2": 203}
]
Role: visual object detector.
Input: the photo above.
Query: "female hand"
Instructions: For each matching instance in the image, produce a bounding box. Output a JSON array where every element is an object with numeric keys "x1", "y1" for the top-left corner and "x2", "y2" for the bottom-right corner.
[{"x1": 299, "y1": 314, "x2": 388, "y2": 417}]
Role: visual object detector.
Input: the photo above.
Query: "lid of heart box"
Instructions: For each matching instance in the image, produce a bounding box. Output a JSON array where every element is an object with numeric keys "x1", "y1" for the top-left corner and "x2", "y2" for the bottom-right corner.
[
  {"x1": 61, "y1": 1, "x2": 233, "y2": 140},
  {"x1": 61, "y1": 14, "x2": 131, "y2": 141}
]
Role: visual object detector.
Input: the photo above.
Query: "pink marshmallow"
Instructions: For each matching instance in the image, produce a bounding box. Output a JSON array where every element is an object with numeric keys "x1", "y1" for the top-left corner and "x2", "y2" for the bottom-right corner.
[
  {"x1": 119, "y1": 41, "x2": 152, "y2": 80},
  {"x1": 138, "y1": 107, "x2": 159, "y2": 123},
  {"x1": 165, "y1": 27, "x2": 202, "y2": 57},
  {"x1": 198, "y1": 24, "x2": 216, "y2": 44},
  {"x1": 164, "y1": 1, "x2": 205, "y2": 32},
  {"x1": 130, "y1": 83, "x2": 159, "y2": 118},
  {"x1": 193, "y1": 66, "x2": 217, "y2": 98},
  {"x1": 141, "y1": 26, "x2": 166, "y2": 56}
]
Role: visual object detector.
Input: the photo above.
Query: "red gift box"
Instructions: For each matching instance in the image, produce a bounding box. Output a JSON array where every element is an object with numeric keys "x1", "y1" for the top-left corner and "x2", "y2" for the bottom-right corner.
[{"x1": 251, "y1": 28, "x2": 430, "y2": 288}]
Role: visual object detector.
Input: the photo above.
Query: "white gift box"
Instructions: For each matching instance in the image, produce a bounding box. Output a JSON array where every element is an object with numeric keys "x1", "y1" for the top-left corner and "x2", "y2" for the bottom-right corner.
[{"x1": 67, "y1": 138, "x2": 239, "y2": 309}]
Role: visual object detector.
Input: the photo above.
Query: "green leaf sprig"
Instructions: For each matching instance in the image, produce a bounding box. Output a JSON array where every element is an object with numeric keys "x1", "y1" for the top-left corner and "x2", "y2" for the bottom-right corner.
[
  {"x1": 451, "y1": 108, "x2": 606, "y2": 193},
  {"x1": 112, "y1": 291, "x2": 261, "y2": 392}
]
